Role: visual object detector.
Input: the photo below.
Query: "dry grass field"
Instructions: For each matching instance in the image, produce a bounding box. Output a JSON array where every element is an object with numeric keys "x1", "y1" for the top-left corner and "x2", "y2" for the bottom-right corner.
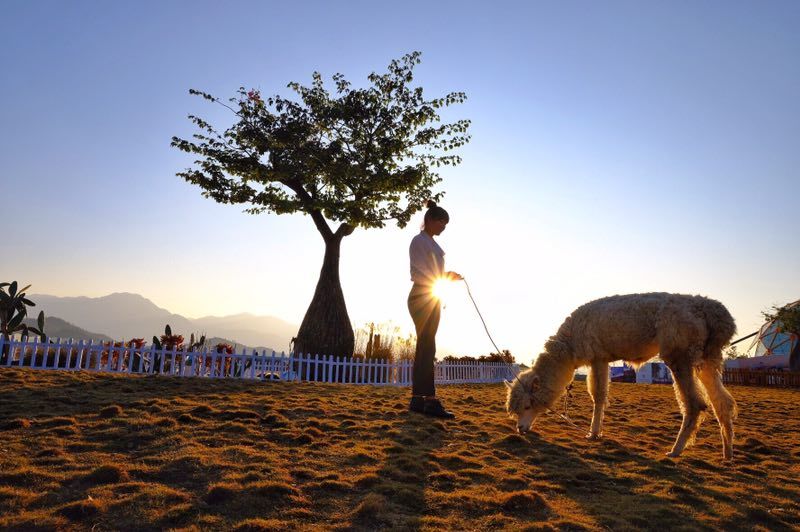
[{"x1": 0, "y1": 368, "x2": 798, "y2": 531}]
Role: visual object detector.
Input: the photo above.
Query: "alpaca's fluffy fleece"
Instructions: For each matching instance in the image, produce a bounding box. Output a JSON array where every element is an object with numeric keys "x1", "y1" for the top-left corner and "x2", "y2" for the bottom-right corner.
[{"x1": 506, "y1": 292, "x2": 738, "y2": 459}]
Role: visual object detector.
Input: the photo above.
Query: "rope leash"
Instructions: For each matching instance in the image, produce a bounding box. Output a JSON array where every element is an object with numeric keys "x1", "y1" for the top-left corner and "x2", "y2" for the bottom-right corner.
[
  {"x1": 461, "y1": 278, "x2": 583, "y2": 434},
  {"x1": 462, "y1": 278, "x2": 525, "y2": 392},
  {"x1": 552, "y1": 382, "x2": 584, "y2": 435}
]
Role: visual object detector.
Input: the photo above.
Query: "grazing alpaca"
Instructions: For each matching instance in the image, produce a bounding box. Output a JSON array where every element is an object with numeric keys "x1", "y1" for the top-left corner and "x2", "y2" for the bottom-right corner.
[{"x1": 505, "y1": 293, "x2": 738, "y2": 460}]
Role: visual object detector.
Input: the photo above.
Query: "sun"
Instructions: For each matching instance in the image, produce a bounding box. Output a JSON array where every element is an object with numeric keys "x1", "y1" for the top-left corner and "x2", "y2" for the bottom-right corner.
[{"x1": 432, "y1": 277, "x2": 455, "y2": 303}]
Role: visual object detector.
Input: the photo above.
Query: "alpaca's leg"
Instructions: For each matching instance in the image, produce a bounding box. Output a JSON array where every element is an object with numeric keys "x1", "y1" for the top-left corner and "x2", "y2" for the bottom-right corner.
[
  {"x1": 586, "y1": 362, "x2": 609, "y2": 440},
  {"x1": 698, "y1": 362, "x2": 737, "y2": 460},
  {"x1": 666, "y1": 360, "x2": 708, "y2": 457}
]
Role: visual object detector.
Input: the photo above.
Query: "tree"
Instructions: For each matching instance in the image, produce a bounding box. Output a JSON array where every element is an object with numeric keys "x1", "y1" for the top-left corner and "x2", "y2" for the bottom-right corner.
[
  {"x1": 763, "y1": 302, "x2": 800, "y2": 371},
  {"x1": 479, "y1": 350, "x2": 515, "y2": 364},
  {"x1": 172, "y1": 52, "x2": 470, "y2": 357}
]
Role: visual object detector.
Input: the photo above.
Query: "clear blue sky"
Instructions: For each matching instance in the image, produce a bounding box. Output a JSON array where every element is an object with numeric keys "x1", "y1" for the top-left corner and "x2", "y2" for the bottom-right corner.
[{"x1": 3, "y1": 1, "x2": 799, "y2": 363}]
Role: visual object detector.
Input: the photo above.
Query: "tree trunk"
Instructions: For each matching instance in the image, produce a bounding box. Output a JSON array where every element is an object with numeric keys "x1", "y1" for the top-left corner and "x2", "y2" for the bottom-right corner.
[
  {"x1": 293, "y1": 233, "x2": 355, "y2": 360},
  {"x1": 790, "y1": 338, "x2": 800, "y2": 372}
]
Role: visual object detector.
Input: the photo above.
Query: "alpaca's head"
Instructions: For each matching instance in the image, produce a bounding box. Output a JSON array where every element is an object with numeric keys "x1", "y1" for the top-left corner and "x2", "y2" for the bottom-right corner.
[{"x1": 504, "y1": 370, "x2": 548, "y2": 434}]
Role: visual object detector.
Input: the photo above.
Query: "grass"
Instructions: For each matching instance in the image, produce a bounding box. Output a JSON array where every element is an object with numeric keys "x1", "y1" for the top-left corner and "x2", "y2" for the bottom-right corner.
[{"x1": 0, "y1": 368, "x2": 798, "y2": 531}]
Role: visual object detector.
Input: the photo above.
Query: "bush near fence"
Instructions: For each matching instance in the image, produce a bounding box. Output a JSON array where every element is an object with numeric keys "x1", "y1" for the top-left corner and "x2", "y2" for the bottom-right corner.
[{"x1": 0, "y1": 336, "x2": 518, "y2": 386}]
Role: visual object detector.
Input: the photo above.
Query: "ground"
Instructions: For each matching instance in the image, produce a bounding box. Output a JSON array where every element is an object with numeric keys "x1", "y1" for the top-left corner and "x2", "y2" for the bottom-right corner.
[{"x1": 0, "y1": 368, "x2": 798, "y2": 531}]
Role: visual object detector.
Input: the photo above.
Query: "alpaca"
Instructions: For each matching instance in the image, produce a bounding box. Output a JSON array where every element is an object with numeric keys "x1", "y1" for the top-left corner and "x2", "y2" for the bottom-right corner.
[{"x1": 505, "y1": 293, "x2": 738, "y2": 460}]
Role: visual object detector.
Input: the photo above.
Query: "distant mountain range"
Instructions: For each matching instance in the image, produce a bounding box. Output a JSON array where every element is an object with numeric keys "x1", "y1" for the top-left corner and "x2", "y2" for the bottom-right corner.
[
  {"x1": 21, "y1": 316, "x2": 114, "y2": 343},
  {"x1": 26, "y1": 292, "x2": 297, "y2": 353}
]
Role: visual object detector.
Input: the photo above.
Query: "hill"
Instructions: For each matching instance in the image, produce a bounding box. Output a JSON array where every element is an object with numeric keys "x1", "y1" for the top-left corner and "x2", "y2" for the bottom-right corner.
[
  {"x1": 28, "y1": 293, "x2": 295, "y2": 352},
  {"x1": 0, "y1": 369, "x2": 798, "y2": 530},
  {"x1": 21, "y1": 316, "x2": 114, "y2": 343}
]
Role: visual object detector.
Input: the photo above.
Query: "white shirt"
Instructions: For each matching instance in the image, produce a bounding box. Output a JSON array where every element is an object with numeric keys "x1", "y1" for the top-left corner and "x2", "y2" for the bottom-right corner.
[{"x1": 409, "y1": 231, "x2": 445, "y2": 285}]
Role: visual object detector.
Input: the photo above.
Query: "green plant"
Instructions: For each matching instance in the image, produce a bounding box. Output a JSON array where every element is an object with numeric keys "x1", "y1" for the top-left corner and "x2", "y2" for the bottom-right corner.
[
  {"x1": 150, "y1": 326, "x2": 207, "y2": 374},
  {"x1": 1, "y1": 282, "x2": 46, "y2": 363},
  {"x1": 0, "y1": 282, "x2": 46, "y2": 341}
]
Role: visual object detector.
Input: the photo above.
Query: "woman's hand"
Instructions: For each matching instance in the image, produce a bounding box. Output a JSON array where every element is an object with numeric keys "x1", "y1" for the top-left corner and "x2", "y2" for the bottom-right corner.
[{"x1": 446, "y1": 271, "x2": 464, "y2": 281}]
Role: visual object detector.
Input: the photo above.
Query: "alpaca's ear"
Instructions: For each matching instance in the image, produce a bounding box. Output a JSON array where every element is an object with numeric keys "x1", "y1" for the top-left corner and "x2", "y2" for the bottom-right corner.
[
  {"x1": 529, "y1": 374, "x2": 540, "y2": 391},
  {"x1": 503, "y1": 379, "x2": 513, "y2": 390}
]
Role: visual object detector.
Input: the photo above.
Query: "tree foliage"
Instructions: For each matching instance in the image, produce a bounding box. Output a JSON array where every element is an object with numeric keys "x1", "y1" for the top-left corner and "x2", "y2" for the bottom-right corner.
[
  {"x1": 763, "y1": 303, "x2": 800, "y2": 335},
  {"x1": 171, "y1": 51, "x2": 471, "y2": 233}
]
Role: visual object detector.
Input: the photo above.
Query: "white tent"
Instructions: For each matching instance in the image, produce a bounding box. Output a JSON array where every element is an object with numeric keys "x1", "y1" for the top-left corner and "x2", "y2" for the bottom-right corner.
[
  {"x1": 748, "y1": 300, "x2": 799, "y2": 370},
  {"x1": 726, "y1": 300, "x2": 799, "y2": 371}
]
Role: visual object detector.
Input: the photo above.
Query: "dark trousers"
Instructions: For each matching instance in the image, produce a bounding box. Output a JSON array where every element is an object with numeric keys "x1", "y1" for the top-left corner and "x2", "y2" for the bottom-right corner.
[{"x1": 408, "y1": 285, "x2": 441, "y2": 397}]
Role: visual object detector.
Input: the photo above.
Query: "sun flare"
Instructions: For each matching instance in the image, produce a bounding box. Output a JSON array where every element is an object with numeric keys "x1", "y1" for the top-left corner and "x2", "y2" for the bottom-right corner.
[{"x1": 432, "y1": 277, "x2": 455, "y2": 303}]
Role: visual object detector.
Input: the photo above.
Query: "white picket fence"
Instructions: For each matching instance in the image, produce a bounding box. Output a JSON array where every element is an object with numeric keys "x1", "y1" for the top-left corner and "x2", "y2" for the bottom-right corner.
[{"x1": 0, "y1": 336, "x2": 519, "y2": 386}]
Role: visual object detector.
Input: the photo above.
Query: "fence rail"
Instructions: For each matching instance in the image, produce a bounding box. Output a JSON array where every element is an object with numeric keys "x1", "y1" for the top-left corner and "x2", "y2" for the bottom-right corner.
[
  {"x1": 0, "y1": 336, "x2": 518, "y2": 386},
  {"x1": 723, "y1": 368, "x2": 800, "y2": 388}
]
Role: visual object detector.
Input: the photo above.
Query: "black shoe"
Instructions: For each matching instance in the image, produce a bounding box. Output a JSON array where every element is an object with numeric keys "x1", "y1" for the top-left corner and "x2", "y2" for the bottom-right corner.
[
  {"x1": 423, "y1": 398, "x2": 455, "y2": 419},
  {"x1": 409, "y1": 395, "x2": 425, "y2": 413}
]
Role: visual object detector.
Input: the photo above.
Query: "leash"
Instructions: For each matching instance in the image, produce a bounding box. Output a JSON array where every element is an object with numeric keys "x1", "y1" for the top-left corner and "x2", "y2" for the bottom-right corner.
[
  {"x1": 462, "y1": 278, "x2": 525, "y2": 391},
  {"x1": 462, "y1": 278, "x2": 504, "y2": 356},
  {"x1": 550, "y1": 383, "x2": 585, "y2": 435},
  {"x1": 461, "y1": 277, "x2": 584, "y2": 435}
]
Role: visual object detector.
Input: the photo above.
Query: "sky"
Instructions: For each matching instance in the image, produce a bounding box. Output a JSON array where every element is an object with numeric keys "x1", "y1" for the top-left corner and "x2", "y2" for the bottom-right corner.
[{"x1": 2, "y1": 1, "x2": 799, "y2": 365}]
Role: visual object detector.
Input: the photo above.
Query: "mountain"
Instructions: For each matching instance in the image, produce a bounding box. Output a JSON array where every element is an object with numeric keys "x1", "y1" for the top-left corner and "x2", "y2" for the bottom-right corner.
[
  {"x1": 193, "y1": 314, "x2": 296, "y2": 352},
  {"x1": 28, "y1": 293, "x2": 296, "y2": 352},
  {"x1": 21, "y1": 316, "x2": 114, "y2": 343}
]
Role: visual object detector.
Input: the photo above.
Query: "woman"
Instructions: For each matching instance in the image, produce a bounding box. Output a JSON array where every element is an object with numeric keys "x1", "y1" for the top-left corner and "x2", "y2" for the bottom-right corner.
[{"x1": 408, "y1": 200, "x2": 462, "y2": 418}]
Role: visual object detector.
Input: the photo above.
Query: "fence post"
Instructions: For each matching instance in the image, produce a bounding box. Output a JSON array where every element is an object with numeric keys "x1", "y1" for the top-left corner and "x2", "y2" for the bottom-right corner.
[
  {"x1": 29, "y1": 336, "x2": 39, "y2": 368},
  {"x1": 144, "y1": 343, "x2": 154, "y2": 374},
  {"x1": 106, "y1": 342, "x2": 115, "y2": 372},
  {"x1": 64, "y1": 338, "x2": 74, "y2": 370},
  {"x1": 3, "y1": 336, "x2": 12, "y2": 367},
  {"x1": 244, "y1": 349, "x2": 254, "y2": 380},
  {"x1": 73, "y1": 339, "x2": 85, "y2": 371}
]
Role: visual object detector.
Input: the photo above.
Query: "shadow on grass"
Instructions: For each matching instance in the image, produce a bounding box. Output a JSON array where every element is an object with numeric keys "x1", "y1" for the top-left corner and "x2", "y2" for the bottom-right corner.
[
  {"x1": 502, "y1": 429, "x2": 716, "y2": 530},
  {"x1": 347, "y1": 409, "x2": 446, "y2": 531}
]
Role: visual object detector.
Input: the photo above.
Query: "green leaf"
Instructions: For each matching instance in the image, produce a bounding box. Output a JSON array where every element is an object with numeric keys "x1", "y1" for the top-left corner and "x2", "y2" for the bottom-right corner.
[
  {"x1": 165, "y1": 324, "x2": 172, "y2": 336},
  {"x1": 8, "y1": 311, "x2": 25, "y2": 330},
  {"x1": 37, "y1": 311, "x2": 45, "y2": 331},
  {"x1": 9, "y1": 282, "x2": 17, "y2": 299}
]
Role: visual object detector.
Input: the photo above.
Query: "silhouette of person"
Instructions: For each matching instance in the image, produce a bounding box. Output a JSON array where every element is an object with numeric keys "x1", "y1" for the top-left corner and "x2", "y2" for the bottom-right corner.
[{"x1": 407, "y1": 200, "x2": 462, "y2": 418}]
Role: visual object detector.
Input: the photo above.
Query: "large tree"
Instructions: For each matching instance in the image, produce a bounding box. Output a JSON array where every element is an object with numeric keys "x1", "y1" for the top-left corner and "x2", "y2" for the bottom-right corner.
[{"x1": 171, "y1": 52, "x2": 470, "y2": 357}]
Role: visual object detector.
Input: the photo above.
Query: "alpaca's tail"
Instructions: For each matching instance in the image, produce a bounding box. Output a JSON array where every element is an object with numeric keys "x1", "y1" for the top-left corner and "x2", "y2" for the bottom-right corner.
[{"x1": 700, "y1": 297, "x2": 737, "y2": 366}]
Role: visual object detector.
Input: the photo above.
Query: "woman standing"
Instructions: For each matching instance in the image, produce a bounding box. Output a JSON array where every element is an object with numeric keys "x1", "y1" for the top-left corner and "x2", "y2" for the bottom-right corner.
[{"x1": 408, "y1": 200, "x2": 462, "y2": 418}]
